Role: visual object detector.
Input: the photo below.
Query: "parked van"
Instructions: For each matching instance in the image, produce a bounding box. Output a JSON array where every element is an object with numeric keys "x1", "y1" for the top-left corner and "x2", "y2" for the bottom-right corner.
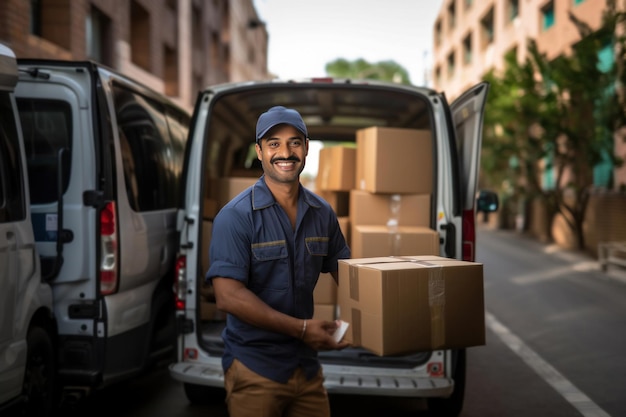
[
  {"x1": 169, "y1": 78, "x2": 498, "y2": 415},
  {"x1": 0, "y1": 44, "x2": 56, "y2": 416},
  {"x1": 14, "y1": 59, "x2": 191, "y2": 401}
]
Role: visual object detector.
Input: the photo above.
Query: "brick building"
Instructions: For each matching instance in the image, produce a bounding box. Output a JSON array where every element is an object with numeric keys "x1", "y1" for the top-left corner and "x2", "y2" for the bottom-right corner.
[
  {"x1": 432, "y1": 0, "x2": 610, "y2": 99},
  {"x1": 0, "y1": 0, "x2": 270, "y2": 112},
  {"x1": 432, "y1": 0, "x2": 626, "y2": 250}
]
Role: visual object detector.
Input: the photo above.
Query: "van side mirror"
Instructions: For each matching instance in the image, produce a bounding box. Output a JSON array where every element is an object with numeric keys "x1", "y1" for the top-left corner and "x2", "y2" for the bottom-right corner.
[{"x1": 476, "y1": 190, "x2": 499, "y2": 213}]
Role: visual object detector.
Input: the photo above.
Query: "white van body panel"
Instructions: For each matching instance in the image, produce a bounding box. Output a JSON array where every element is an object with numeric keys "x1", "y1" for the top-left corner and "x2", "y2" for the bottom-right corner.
[
  {"x1": 15, "y1": 59, "x2": 190, "y2": 396},
  {"x1": 16, "y1": 70, "x2": 99, "y2": 339},
  {"x1": 0, "y1": 43, "x2": 54, "y2": 415}
]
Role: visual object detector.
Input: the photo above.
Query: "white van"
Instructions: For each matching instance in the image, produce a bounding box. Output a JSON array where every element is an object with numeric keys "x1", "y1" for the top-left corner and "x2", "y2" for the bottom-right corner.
[
  {"x1": 14, "y1": 60, "x2": 190, "y2": 402},
  {"x1": 169, "y1": 78, "x2": 498, "y2": 416},
  {"x1": 0, "y1": 45, "x2": 56, "y2": 416}
]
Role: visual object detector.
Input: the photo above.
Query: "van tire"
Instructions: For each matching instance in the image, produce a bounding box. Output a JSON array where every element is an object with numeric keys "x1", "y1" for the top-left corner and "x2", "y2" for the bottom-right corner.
[
  {"x1": 183, "y1": 383, "x2": 225, "y2": 405},
  {"x1": 427, "y1": 349, "x2": 466, "y2": 417},
  {"x1": 20, "y1": 326, "x2": 57, "y2": 417}
]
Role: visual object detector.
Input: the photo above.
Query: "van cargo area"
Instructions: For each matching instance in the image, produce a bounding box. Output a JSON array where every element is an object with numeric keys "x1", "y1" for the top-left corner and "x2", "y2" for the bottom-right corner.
[
  {"x1": 196, "y1": 83, "x2": 439, "y2": 364},
  {"x1": 172, "y1": 78, "x2": 491, "y2": 416}
]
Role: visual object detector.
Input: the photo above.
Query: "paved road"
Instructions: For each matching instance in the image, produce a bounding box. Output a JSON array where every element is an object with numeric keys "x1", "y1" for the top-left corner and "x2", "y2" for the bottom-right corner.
[{"x1": 56, "y1": 226, "x2": 626, "y2": 416}]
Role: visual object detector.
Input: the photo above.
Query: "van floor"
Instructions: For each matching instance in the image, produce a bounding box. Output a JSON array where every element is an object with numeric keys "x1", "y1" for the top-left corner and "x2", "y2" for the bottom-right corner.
[{"x1": 198, "y1": 320, "x2": 431, "y2": 368}]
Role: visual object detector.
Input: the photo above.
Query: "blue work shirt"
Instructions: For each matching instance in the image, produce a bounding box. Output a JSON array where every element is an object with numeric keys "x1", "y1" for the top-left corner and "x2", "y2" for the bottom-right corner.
[{"x1": 207, "y1": 175, "x2": 351, "y2": 384}]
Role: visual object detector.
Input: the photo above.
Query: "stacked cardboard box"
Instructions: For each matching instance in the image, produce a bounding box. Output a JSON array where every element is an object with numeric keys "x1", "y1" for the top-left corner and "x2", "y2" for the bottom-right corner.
[
  {"x1": 337, "y1": 256, "x2": 485, "y2": 356},
  {"x1": 350, "y1": 127, "x2": 435, "y2": 258},
  {"x1": 351, "y1": 225, "x2": 439, "y2": 258},
  {"x1": 355, "y1": 127, "x2": 432, "y2": 194},
  {"x1": 204, "y1": 177, "x2": 259, "y2": 219},
  {"x1": 315, "y1": 145, "x2": 357, "y2": 246},
  {"x1": 313, "y1": 272, "x2": 338, "y2": 321},
  {"x1": 316, "y1": 146, "x2": 356, "y2": 192},
  {"x1": 315, "y1": 130, "x2": 435, "y2": 257}
]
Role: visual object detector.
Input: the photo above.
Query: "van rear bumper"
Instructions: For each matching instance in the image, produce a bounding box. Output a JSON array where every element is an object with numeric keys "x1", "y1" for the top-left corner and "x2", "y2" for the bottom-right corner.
[{"x1": 169, "y1": 361, "x2": 454, "y2": 398}]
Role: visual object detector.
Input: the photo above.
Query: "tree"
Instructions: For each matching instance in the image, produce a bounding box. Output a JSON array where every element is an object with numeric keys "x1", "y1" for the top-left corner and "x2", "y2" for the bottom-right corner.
[
  {"x1": 482, "y1": 1, "x2": 626, "y2": 249},
  {"x1": 325, "y1": 58, "x2": 412, "y2": 85},
  {"x1": 482, "y1": 46, "x2": 556, "y2": 231}
]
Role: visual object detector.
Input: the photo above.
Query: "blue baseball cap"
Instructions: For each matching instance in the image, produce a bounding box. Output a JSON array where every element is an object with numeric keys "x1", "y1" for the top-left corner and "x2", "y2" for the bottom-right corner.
[{"x1": 255, "y1": 106, "x2": 308, "y2": 142}]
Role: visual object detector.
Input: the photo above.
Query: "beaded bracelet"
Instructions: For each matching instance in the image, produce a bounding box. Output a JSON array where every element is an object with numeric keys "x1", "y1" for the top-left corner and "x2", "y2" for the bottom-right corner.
[{"x1": 300, "y1": 319, "x2": 307, "y2": 339}]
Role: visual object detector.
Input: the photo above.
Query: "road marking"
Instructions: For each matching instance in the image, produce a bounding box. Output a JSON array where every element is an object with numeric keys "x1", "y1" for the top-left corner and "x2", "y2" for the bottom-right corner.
[
  {"x1": 486, "y1": 311, "x2": 611, "y2": 417},
  {"x1": 511, "y1": 261, "x2": 599, "y2": 285}
]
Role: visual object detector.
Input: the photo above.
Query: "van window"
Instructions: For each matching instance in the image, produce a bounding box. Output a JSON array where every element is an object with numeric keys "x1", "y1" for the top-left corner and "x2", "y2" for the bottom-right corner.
[
  {"x1": 113, "y1": 84, "x2": 178, "y2": 211},
  {"x1": 0, "y1": 92, "x2": 26, "y2": 222},
  {"x1": 16, "y1": 98, "x2": 72, "y2": 204},
  {"x1": 165, "y1": 109, "x2": 190, "y2": 190}
]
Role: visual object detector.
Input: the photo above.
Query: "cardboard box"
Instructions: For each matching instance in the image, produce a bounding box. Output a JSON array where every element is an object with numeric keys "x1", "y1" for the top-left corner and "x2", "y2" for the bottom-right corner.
[
  {"x1": 338, "y1": 216, "x2": 350, "y2": 246},
  {"x1": 351, "y1": 225, "x2": 439, "y2": 258},
  {"x1": 337, "y1": 256, "x2": 485, "y2": 356},
  {"x1": 316, "y1": 146, "x2": 356, "y2": 191},
  {"x1": 319, "y1": 190, "x2": 350, "y2": 217},
  {"x1": 355, "y1": 127, "x2": 432, "y2": 194},
  {"x1": 217, "y1": 177, "x2": 257, "y2": 207},
  {"x1": 350, "y1": 190, "x2": 430, "y2": 227},
  {"x1": 313, "y1": 304, "x2": 336, "y2": 321},
  {"x1": 203, "y1": 177, "x2": 258, "y2": 218},
  {"x1": 314, "y1": 273, "x2": 338, "y2": 304}
]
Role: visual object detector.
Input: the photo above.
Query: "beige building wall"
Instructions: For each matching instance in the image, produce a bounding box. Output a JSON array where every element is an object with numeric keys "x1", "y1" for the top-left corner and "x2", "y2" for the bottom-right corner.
[
  {"x1": 432, "y1": 0, "x2": 625, "y2": 190},
  {"x1": 229, "y1": 0, "x2": 269, "y2": 82},
  {"x1": 433, "y1": 0, "x2": 608, "y2": 101}
]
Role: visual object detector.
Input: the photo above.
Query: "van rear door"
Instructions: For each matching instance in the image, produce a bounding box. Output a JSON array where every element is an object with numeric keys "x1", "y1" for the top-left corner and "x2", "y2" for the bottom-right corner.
[{"x1": 450, "y1": 82, "x2": 489, "y2": 262}]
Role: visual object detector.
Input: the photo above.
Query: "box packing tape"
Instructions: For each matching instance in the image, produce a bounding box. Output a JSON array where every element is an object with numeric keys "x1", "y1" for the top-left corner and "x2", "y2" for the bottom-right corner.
[{"x1": 396, "y1": 258, "x2": 446, "y2": 348}]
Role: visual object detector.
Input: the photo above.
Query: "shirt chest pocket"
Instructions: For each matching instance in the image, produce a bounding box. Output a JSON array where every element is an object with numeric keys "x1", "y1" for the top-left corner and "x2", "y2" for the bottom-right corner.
[
  {"x1": 305, "y1": 237, "x2": 329, "y2": 256},
  {"x1": 250, "y1": 240, "x2": 289, "y2": 291}
]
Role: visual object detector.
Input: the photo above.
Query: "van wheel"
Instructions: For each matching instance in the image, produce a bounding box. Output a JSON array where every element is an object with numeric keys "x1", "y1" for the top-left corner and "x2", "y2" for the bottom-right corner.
[
  {"x1": 20, "y1": 327, "x2": 57, "y2": 417},
  {"x1": 183, "y1": 383, "x2": 225, "y2": 405},
  {"x1": 427, "y1": 349, "x2": 466, "y2": 417}
]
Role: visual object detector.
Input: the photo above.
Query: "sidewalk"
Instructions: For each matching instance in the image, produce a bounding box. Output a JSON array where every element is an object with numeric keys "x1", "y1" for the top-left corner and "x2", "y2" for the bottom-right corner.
[{"x1": 477, "y1": 223, "x2": 626, "y2": 285}]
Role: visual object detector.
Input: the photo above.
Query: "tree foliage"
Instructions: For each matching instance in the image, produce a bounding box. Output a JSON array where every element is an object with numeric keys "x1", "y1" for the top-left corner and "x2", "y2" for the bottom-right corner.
[
  {"x1": 325, "y1": 58, "x2": 412, "y2": 85},
  {"x1": 482, "y1": 0, "x2": 626, "y2": 248}
]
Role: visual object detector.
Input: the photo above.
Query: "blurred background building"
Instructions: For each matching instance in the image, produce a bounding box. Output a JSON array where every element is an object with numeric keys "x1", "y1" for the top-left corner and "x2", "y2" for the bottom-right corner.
[
  {"x1": 432, "y1": 0, "x2": 626, "y2": 252},
  {"x1": 432, "y1": 0, "x2": 607, "y2": 100},
  {"x1": 0, "y1": 0, "x2": 270, "y2": 112}
]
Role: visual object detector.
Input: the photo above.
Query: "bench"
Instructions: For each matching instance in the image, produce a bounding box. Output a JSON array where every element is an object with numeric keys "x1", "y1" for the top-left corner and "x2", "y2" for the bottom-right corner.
[{"x1": 598, "y1": 241, "x2": 626, "y2": 271}]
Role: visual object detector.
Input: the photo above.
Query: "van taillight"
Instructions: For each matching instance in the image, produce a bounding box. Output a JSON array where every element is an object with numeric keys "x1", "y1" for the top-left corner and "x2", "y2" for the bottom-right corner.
[
  {"x1": 174, "y1": 255, "x2": 187, "y2": 310},
  {"x1": 100, "y1": 202, "x2": 118, "y2": 295},
  {"x1": 462, "y1": 209, "x2": 476, "y2": 262}
]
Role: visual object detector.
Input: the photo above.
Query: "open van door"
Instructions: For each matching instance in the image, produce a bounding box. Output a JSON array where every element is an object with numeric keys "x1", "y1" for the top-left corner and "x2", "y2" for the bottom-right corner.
[{"x1": 450, "y1": 82, "x2": 489, "y2": 262}]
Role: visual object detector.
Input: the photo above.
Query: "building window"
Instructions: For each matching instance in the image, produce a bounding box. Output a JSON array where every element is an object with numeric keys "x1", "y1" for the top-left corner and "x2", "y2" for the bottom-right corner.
[
  {"x1": 86, "y1": 6, "x2": 113, "y2": 67},
  {"x1": 480, "y1": 7, "x2": 494, "y2": 50},
  {"x1": 447, "y1": 51, "x2": 456, "y2": 79},
  {"x1": 597, "y1": 40, "x2": 614, "y2": 73},
  {"x1": 210, "y1": 30, "x2": 220, "y2": 70},
  {"x1": 448, "y1": 1, "x2": 456, "y2": 31},
  {"x1": 130, "y1": 0, "x2": 151, "y2": 71},
  {"x1": 463, "y1": 32, "x2": 472, "y2": 65},
  {"x1": 542, "y1": 1, "x2": 555, "y2": 31},
  {"x1": 164, "y1": 45, "x2": 179, "y2": 97},
  {"x1": 30, "y1": 0, "x2": 71, "y2": 50},
  {"x1": 30, "y1": 0, "x2": 42, "y2": 36},
  {"x1": 192, "y1": 3, "x2": 202, "y2": 55},
  {"x1": 507, "y1": 0, "x2": 519, "y2": 21}
]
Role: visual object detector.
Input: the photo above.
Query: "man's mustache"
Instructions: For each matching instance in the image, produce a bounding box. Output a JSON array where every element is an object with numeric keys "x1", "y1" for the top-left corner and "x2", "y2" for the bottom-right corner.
[{"x1": 270, "y1": 156, "x2": 301, "y2": 164}]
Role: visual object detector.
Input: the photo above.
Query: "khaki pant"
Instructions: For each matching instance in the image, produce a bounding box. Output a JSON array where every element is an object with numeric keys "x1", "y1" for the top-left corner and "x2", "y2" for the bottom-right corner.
[{"x1": 224, "y1": 359, "x2": 330, "y2": 417}]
